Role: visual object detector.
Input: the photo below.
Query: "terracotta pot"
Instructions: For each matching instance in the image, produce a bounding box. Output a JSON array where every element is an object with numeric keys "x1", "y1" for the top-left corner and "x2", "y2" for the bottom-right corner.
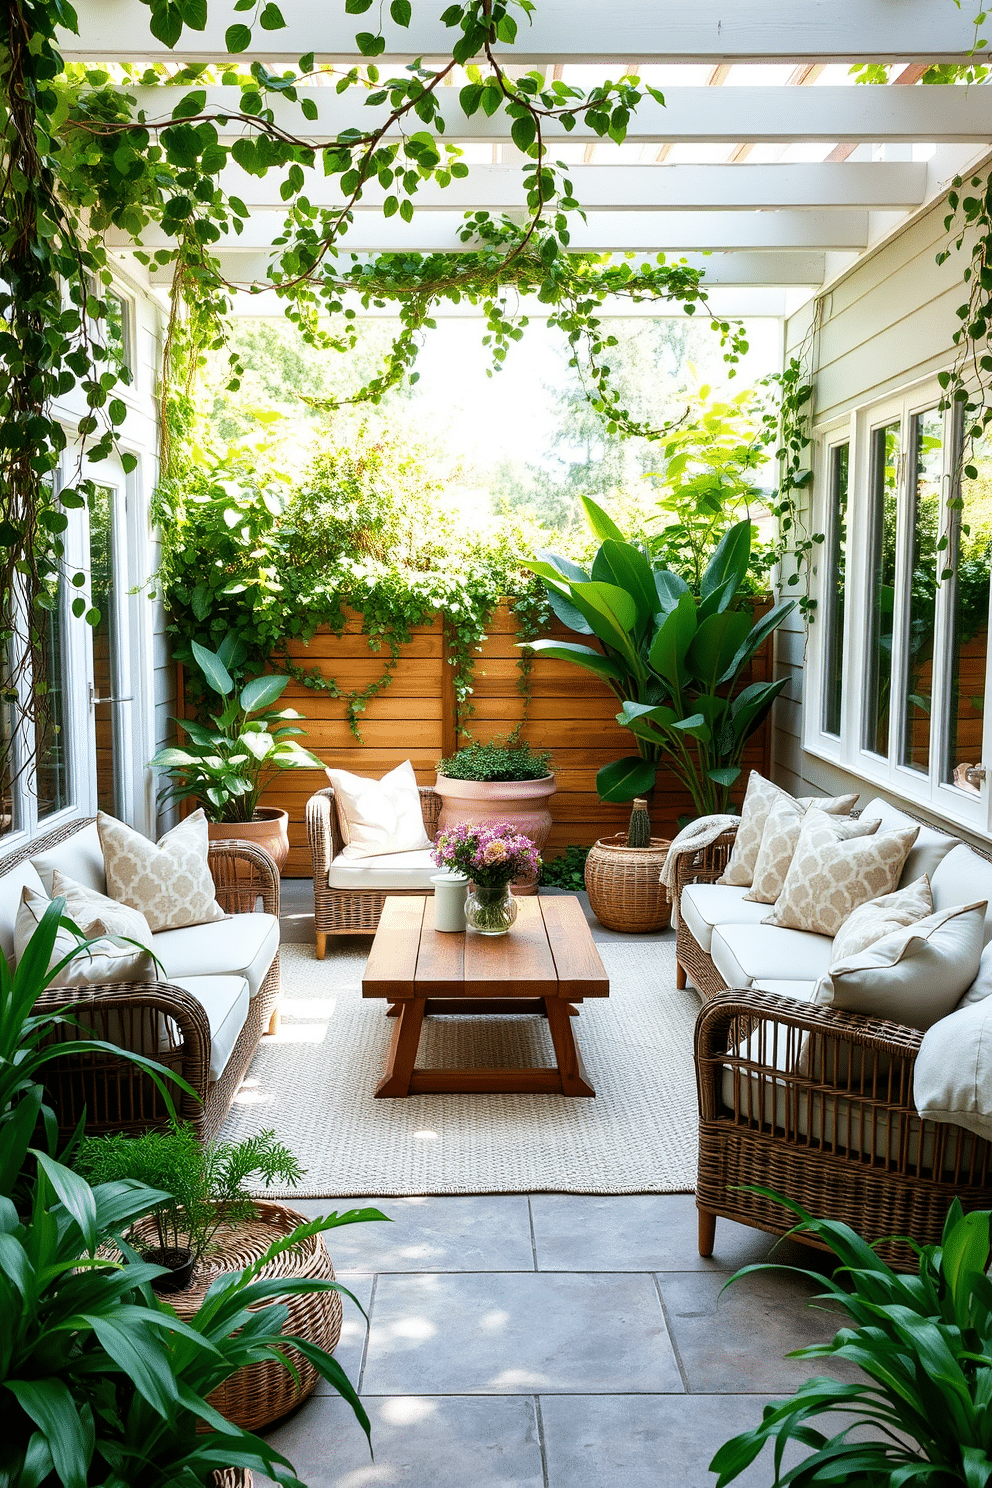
[
  {"x1": 206, "y1": 808, "x2": 290, "y2": 873},
  {"x1": 434, "y1": 774, "x2": 556, "y2": 897}
]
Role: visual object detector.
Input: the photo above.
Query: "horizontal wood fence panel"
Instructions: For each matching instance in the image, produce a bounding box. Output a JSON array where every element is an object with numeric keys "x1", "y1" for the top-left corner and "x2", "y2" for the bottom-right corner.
[{"x1": 216, "y1": 600, "x2": 774, "y2": 875}]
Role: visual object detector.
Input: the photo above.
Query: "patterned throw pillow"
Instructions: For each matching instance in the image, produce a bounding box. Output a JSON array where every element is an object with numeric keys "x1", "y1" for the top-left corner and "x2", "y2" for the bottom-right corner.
[
  {"x1": 51, "y1": 870, "x2": 154, "y2": 949},
  {"x1": 743, "y1": 794, "x2": 872, "y2": 906},
  {"x1": 764, "y1": 811, "x2": 919, "y2": 938},
  {"x1": 13, "y1": 884, "x2": 154, "y2": 988},
  {"x1": 99, "y1": 809, "x2": 226, "y2": 933},
  {"x1": 720, "y1": 772, "x2": 858, "y2": 889},
  {"x1": 830, "y1": 876, "x2": 933, "y2": 963}
]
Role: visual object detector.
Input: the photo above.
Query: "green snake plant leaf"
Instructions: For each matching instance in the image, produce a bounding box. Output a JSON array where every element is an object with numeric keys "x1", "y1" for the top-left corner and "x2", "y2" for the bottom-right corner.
[
  {"x1": 239, "y1": 674, "x2": 289, "y2": 713},
  {"x1": 6, "y1": 1378, "x2": 93, "y2": 1488},
  {"x1": 591, "y1": 540, "x2": 658, "y2": 628},
  {"x1": 191, "y1": 640, "x2": 234, "y2": 697},
  {"x1": 519, "y1": 640, "x2": 626, "y2": 682},
  {"x1": 701, "y1": 519, "x2": 751, "y2": 606},
  {"x1": 595, "y1": 755, "x2": 658, "y2": 803},
  {"x1": 580, "y1": 495, "x2": 625, "y2": 544},
  {"x1": 648, "y1": 591, "x2": 697, "y2": 691}
]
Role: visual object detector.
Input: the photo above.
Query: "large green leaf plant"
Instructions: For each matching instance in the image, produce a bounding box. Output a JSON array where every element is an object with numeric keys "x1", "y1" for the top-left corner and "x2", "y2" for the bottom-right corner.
[
  {"x1": 150, "y1": 634, "x2": 323, "y2": 824},
  {"x1": 523, "y1": 500, "x2": 795, "y2": 813}
]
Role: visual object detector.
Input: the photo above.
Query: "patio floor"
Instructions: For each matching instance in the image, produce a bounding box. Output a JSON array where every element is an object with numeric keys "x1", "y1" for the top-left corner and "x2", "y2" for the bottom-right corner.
[{"x1": 262, "y1": 882, "x2": 849, "y2": 1487}]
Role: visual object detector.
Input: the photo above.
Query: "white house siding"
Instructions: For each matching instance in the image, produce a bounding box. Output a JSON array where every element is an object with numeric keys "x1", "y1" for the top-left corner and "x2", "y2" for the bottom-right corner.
[{"x1": 772, "y1": 190, "x2": 985, "y2": 834}]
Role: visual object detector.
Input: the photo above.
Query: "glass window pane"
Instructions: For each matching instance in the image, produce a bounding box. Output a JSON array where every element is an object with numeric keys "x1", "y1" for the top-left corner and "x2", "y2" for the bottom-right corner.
[
  {"x1": 35, "y1": 600, "x2": 69, "y2": 821},
  {"x1": 900, "y1": 409, "x2": 944, "y2": 773},
  {"x1": 104, "y1": 292, "x2": 131, "y2": 375},
  {"x1": 822, "y1": 441, "x2": 849, "y2": 737},
  {"x1": 945, "y1": 430, "x2": 992, "y2": 793},
  {"x1": 89, "y1": 485, "x2": 122, "y2": 816},
  {"x1": 864, "y1": 419, "x2": 901, "y2": 758},
  {"x1": 0, "y1": 654, "x2": 19, "y2": 839}
]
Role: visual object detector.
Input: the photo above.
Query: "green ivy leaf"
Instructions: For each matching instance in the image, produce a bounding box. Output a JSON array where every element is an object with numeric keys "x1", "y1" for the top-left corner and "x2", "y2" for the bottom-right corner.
[
  {"x1": 225, "y1": 23, "x2": 252, "y2": 52},
  {"x1": 345, "y1": 0, "x2": 374, "y2": 10},
  {"x1": 390, "y1": 0, "x2": 412, "y2": 24},
  {"x1": 259, "y1": 3, "x2": 286, "y2": 30}
]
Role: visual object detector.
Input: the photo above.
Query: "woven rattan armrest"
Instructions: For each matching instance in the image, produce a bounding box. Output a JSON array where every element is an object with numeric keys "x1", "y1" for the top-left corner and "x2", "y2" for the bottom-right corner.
[
  {"x1": 672, "y1": 824, "x2": 740, "y2": 901},
  {"x1": 208, "y1": 839, "x2": 279, "y2": 917}
]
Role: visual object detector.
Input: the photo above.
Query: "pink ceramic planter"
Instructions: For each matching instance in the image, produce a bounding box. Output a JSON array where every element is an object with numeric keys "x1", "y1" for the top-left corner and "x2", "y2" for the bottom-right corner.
[{"x1": 434, "y1": 775, "x2": 556, "y2": 893}]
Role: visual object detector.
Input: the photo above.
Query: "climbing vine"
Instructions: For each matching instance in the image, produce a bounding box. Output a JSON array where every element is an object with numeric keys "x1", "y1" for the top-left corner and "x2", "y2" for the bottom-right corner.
[{"x1": 938, "y1": 169, "x2": 992, "y2": 506}]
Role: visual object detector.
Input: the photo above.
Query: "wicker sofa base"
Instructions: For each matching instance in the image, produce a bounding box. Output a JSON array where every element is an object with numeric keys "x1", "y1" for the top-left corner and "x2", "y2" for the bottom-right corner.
[
  {"x1": 676, "y1": 921, "x2": 730, "y2": 1001},
  {"x1": 315, "y1": 888, "x2": 430, "y2": 953}
]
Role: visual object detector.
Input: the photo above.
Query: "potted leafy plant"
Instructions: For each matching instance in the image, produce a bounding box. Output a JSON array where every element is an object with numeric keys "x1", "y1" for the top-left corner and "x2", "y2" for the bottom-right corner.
[
  {"x1": 150, "y1": 632, "x2": 323, "y2": 870},
  {"x1": 77, "y1": 1121, "x2": 304, "y2": 1292},
  {"x1": 435, "y1": 730, "x2": 555, "y2": 873},
  {"x1": 523, "y1": 499, "x2": 795, "y2": 815},
  {"x1": 712, "y1": 1194, "x2": 992, "y2": 1486}
]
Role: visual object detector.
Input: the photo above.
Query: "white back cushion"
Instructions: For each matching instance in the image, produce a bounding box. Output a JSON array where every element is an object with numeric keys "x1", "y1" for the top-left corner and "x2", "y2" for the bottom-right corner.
[
  {"x1": 860, "y1": 797, "x2": 957, "y2": 885},
  {"x1": 31, "y1": 822, "x2": 106, "y2": 896},
  {"x1": 0, "y1": 860, "x2": 47, "y2": 964},
  {"x1": 931, "y1": 843, "x2": 992, "y2": 945}
]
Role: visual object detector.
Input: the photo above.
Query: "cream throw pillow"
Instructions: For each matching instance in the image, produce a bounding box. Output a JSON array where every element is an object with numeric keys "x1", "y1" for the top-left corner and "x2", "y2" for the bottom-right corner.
[
  {"x1": 718, "y1": 772, "x2": 858, "y2": 888},
  {"x1": 99, "y1": 809, "x2": 225, "y2": 933},
  {"x1": 830, "y1": 876, "x2": 933, "y2": 963},
  {"x1": 14, "y1": 884, "x2": 154, "y2": 988},
  {"x1": 744, "y1": 797, "x2": 875, "y2": 907},
  {"x1": 326, "y1": 760, "x2": 431, "y2": 860},
  {"x1": 915, "y1": 998, "x2": 992, "y2": 1141},
  {"x1": 814, "y1": 901, "x2": 986, "y2": 1029},
  {"x1": 764, "y1": 812, "x2": 914, "y2": 937}
]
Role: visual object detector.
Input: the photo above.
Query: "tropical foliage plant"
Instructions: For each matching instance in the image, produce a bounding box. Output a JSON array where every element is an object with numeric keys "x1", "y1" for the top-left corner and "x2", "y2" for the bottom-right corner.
[
  {"x1": 523, "y1": 501, "x2": 795, "y2": 810},
  {"x1": 711, "y1": 1193, "x2": 992, "y2": 1487},
  {"x1": 149, "y1": 633, "x2": 322, "y2": 823}
]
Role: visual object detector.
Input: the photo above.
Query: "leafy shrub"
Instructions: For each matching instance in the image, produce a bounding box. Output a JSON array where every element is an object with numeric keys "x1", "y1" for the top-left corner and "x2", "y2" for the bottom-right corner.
[
  {"x1": 438, "y1": 733, "x2": 552, "y2": 782},
  {"x1": 539, "y1": 845, "x2": 590, "y2": 890}
]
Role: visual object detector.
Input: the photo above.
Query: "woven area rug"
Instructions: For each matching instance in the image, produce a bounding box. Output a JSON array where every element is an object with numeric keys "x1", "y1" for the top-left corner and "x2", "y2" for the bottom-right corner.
[{"x1": 220, "y1": 935, "x2": 699, "y2": 1196}]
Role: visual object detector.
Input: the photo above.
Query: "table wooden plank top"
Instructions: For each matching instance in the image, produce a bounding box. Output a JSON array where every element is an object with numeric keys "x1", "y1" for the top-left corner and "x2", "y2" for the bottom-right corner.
[{"x1": 362, "y1": 894, "x2": 609, "y2": 1001}]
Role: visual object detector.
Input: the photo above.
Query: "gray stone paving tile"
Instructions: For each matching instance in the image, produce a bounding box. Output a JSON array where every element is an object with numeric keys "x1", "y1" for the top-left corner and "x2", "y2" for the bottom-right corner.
[
  {"x1": 292, "y1": 1195, "x2": 536, "y2": 1272},
  {"x1": 531, "y1": 1193, "x2": 821, "y2": 1274},
  {"x1": 541, "y1": 1392, "x2": 816, "y2": 1488},
  {"x1": 258, "y1": 1393, "x2": 544, "y2": 1487},
  {"x1": 313, "y1": 1272, "x2": 373, "y2": 1394},
  {"x1": 362, "y1": 1272, "x2": 683, "y2": 1395},
  {"x1": 658, "y1": 1269, "x2": 855, "y2": 1395}
]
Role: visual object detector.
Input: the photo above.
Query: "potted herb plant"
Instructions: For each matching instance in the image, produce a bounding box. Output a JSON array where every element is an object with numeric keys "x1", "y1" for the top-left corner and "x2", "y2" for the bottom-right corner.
[
  {"x1": 584, "y1": 797, "x2": 672, "y2": 933},
  {"x1": 150, "y1": 633, "x2": 323, "y2": 870},
  {"x1": 435, "y1": 731, "x2": 555, "y2": 874},
  {"x1": 432, "y1": 821, "x2": 542, "y2": 935}
]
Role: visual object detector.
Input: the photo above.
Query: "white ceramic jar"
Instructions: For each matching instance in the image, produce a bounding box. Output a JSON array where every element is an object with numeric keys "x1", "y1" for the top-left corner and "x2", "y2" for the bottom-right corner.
[{"x1": 430, "y1": 872, "x2": 469, "y2": 932}]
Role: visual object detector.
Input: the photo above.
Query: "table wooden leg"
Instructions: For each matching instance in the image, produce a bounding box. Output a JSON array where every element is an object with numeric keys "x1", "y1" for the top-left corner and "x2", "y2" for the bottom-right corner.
[
  {"x1": 375, "y1": 999, "x2": 426, "y2": 1097},
  {"x1": 544, "y1": 998, "x2": 595, "y2": 1097}
]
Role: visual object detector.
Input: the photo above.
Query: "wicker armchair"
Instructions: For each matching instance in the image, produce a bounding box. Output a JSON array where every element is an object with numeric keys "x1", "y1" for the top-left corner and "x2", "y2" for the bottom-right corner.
[
  {"x1": 695, "y1": 988, "x2": 992, "y2": 1269},
  {"x1": 5, "y1": 821, "x2": 281, "y2": 1144},
  {"x1": 306, "y1": 785, "x2": 441, "y2": 955},
  {"x1": 673, "y1": 821, "x2": 740, "y2": 999}
]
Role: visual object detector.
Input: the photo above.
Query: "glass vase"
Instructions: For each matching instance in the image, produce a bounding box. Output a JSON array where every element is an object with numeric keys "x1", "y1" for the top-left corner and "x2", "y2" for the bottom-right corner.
[{"x1": 464, "y1": 883, "x2": 518, "y2": 936}]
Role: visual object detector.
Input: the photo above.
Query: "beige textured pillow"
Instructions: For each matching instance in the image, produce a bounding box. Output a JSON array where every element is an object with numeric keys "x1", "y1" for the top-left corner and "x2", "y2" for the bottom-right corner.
[
  {"x1": 14, "y1": 885, "x2": 154, "y2": 988},
  {"x1": 915, "y1": 997, "x2": 992, "y2": 1140},
  {"x1": 830, "y1": 876, "x2": 933, "y2": 963},
  {"x1": 816, "y1": 902, "x2": 986, "y2": 1029},
  {"x1": 326, "y1": 760, "x2": 431, "y2": 860},
  {"x1": 718, "y1": 772, "x2": 857, "y2": 888},
  {"x1": 51, "y1": 870, "x2": 155, "y2": 948},
  {"x1": 99, "y1": 809, "x2": 225, "y2": 933},
  {"x1": 765, "y1": 813, "x2": 917, "y2": 937},
  {"x1": 744, "y1": 796, "x2": 873, "y2": 906}
]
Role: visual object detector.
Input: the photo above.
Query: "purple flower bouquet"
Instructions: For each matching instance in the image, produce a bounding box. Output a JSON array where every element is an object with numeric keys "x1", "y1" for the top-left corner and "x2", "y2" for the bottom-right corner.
[{"x1": 432, "y1": 822, "x2": 541, "y2": 933}]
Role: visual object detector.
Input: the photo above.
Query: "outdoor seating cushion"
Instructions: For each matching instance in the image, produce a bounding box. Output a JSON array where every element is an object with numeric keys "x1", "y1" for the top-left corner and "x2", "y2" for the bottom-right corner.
[
  {"x1": 0, "y1": 859, "x2": 48, "y2": 963},
  {"x1": 860, "y1": 797, "x2": 957, "y2": 885},
  {"x1": 169, "y1": 974, "x2": 250, "y2": 1082},
  {"x1": 31, "y1": 821, "x2": 107, "y2": 896},
  {"x1": 752, "y1": 979, "x2": 819, "y2": 1003},
  {"x1": 326, "y1": 760, "x2": 431, "y2": 860},
  {"x1": 14, "y1": 883, "x2": 154, "y2": 988},
  {"x1": 915, "y1": 998, "x2": 992, "y2": 1143},
  {"x1": 151, "y1": 912, "x2": 279, "y2": 999},
  {"x1": 679, "y1": 882, "x2": 770, "y2": 954},
  {"x1": 327, "y1": 847, "x2": 438, "y2": 890},
  {"x1": 931, "y1": 843, "x2": 992, "y2": 942},
  {"x1": 709, "y1": 922, "x2": 835, "y2": 990}
]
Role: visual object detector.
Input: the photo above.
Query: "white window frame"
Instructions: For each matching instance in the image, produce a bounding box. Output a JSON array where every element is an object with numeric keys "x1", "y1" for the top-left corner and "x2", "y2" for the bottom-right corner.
[{"x1": 805, "y1": 377, "x2": 992, "y2": 835}]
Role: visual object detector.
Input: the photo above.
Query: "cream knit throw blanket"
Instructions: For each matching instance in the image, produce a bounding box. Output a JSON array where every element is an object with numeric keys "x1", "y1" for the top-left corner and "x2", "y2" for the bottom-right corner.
[{"x1": 659, "y1": 813, "x2": 739, "y2": 928}]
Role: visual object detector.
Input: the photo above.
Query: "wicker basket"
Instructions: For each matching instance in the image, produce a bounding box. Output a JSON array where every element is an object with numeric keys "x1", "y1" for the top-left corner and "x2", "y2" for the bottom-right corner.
[
  {"x1": 128, "y1": 1201, "x2": 343, "y2": 1433},
  {"x1": 584, "y1": 835, "x2": 673, "y2": 933}
]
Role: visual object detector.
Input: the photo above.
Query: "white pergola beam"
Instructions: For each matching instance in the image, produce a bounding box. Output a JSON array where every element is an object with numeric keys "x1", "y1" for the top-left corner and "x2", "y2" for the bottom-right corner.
[
  {"x1": 63, "y1": 0, "x2": 980, "y2": 64},
  {"x1": 110, "y1": 209, "x2": 869, "y2": 252},
  {"x1": 216, "y1": 162, "x2": 926, "y2": 211},
  {"x1": 125, "y1": 84, "x2": 992, "y2": 146}
]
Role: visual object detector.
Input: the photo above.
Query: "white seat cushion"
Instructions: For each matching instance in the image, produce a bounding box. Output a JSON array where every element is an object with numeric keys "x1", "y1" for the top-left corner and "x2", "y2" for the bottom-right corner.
[
  {"x1": 0, "y1": 860, "x2": 48, "y2": 964},
  {"x1": 152, "y1": 913, "x2": 279, "y2": 999},
  {"x1": 31, "y1": 821, "x2": 107, "y2": 897},
  {"x1": 710, "y1": 922, "x2": 835, "y2": 990},
  {"x1": 170, "y1": 974, "x2": 250, "y2": 1082},
  {"x1": 931, "y1": 843, "x2": 992, "y2": 944},
  {"x1": 327, "y1": 848, "x2": 438, "y2": 890},
  {"x1": 680, "y1": 883, "x2": 770, "y2": 954},
  {"x1": 752, "y1": 979, "x2": 819, "y2": 1003},
  {"x1": 860, "y1": 797, "x2": 957, "y2": 885}
]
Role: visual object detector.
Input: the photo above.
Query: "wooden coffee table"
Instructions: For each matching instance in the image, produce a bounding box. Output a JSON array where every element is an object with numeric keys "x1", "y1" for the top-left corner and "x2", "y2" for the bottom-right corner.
[{"x1": 362, "y1": 894, "x2": 609, "y2": 1097}]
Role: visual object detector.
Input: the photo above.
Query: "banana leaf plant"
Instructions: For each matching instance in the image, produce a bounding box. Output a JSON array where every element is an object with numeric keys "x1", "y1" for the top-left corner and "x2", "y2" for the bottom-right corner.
[{"x1": 522, "y1": 500, "x2": 795, "y2": 814}]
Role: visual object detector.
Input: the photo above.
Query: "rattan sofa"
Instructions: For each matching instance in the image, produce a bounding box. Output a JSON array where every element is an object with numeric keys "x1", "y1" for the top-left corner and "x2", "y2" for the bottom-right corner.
[
  {"x1": 1, "y1": 817, "x2": 281, "y2": 1142},
  {"x1": 306, "y1": 784, "x2": 441, "y2": 954},
  {"x1": 676, "y1": 798, "x2": 992, "y2": 1267}
]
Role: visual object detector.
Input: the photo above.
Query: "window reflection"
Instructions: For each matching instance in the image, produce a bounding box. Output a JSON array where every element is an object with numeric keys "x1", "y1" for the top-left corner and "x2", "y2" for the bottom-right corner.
[
  {"x1": 864, "y1": 420, "x2": 900, "y2": 758},
  {"x1": 901, "y1": 409, "x2": 944, "y2": 773},
  {"x1": 34, "y1": 598, "x2": 69, "y2": 821},
  {"x1": 822, "y1": 442, "x2": 849, "y2": 738},
  {"x1": 946, "y1": 432, "x2": 992, "y2": 793}
]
